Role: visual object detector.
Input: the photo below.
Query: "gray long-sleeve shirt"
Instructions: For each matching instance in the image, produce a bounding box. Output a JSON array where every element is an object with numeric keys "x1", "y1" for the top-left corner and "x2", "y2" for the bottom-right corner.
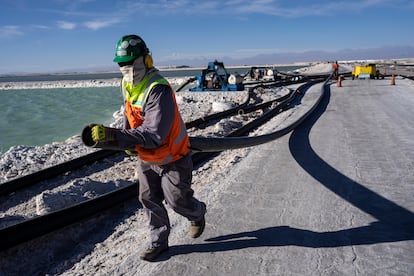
[{"x1": 115, "y1": 84, "x2": 176, "y2": 150}]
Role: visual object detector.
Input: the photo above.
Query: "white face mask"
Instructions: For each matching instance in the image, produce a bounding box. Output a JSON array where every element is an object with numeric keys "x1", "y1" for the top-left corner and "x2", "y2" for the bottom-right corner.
[{"x1": 119, "y1": 56, "x2": 146, "y2": 85}]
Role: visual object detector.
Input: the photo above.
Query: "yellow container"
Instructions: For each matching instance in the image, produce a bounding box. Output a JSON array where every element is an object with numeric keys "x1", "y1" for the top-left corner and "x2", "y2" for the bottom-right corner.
[{"x1": 352, "y1": 64, "x2": 379, "y2": 79}]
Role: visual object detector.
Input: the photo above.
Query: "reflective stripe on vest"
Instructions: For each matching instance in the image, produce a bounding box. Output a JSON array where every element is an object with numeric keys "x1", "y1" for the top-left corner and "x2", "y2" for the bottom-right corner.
[
  {"x1": 122, "y1": 73, "x2": 190, "y2": 165},
  {"x1": 122, "y1": 73, "x2": 169, "y2": 128}
]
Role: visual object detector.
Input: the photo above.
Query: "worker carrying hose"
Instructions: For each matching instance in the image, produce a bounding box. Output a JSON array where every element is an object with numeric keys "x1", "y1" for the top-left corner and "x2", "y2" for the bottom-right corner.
[
  {"x1": 86, "y1": 34, "x2": 206, "y2": 261},
  {"x1": 333, "y1": 61, "x2": 339, "y2": 78}
]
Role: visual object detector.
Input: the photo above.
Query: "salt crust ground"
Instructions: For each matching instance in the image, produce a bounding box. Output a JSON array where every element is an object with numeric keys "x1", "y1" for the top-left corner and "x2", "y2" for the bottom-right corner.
[{"x1": 0, "y1": 63, "x2": 332, "y2": 275}]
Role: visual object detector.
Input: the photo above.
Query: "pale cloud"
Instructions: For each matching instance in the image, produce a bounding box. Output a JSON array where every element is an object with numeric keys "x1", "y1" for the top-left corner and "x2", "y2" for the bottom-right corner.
[
  {"x1": 30, "y1": 25, "x2": 50, "y2": 30},
  {"x1": 123, "y1": 0, "x2": 403, "y2": 17},
  {"x1": 84, "y1": 19, "x2": 120, "y2": 30},
  {"x1": 57, "y1": 21, "x2": 77, "y2": 30},
  {"x1": 228, "y1": 0, "x2": 394, "y2": 17},
  {"x1": 0, "y1": 26, "x2": 23, "y2": 39},
  {"x1": 29, "y1": 0, "x2": 411, "y2": 23}
]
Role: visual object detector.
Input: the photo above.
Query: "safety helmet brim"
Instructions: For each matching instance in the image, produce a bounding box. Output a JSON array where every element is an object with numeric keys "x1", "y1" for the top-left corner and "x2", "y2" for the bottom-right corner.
[{"x1": 113, "y1": 55, "x2": 137, "y2": 63}]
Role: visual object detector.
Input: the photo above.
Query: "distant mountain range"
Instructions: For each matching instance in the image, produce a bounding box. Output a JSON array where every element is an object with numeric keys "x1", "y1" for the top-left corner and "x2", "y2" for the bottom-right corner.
[
  {"x1": 156, "y1": 45, "x2": 414, "y2": 67},
  {"x1": 5, "y1": 45, "x2": 412, "y2": 75}
]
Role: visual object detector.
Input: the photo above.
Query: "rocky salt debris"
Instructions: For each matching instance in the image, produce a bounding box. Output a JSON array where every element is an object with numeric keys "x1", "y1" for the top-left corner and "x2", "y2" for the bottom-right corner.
[
  {"x1": 176, "y1": 91, "x2": 250, "y2": 118},
  {"x1": 0, "y1": 139, "x2": 97, "y2": 183},
  {"x1": 35, "y1": 163, "x2": 135, "y2": 215}
]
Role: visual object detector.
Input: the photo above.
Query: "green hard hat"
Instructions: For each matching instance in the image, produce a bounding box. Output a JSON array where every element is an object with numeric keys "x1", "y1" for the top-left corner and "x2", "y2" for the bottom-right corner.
[{"x1": 113, "y1": 35, "x2": 149, "y2": 63}]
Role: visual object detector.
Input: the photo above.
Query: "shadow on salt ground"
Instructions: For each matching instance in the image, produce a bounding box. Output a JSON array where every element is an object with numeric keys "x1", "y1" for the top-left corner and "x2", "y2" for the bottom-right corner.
[{"x1": 163, "y1": 85, "x2": 414, "y2": 260}]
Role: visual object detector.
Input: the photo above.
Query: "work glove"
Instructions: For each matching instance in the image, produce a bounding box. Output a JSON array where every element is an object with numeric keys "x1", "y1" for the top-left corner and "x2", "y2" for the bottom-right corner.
[{"x1": 91, "y1": 124, "x2": 117, "y2": 142}]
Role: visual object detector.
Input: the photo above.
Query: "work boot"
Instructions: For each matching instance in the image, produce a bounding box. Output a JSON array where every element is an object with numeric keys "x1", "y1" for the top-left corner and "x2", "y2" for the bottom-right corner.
[
  {"x1": 139, "y1": 244, "x2": 169, "y2": 261},
  {"x1": 189, "y1": 217, "x2": 205, "y2": 238}
]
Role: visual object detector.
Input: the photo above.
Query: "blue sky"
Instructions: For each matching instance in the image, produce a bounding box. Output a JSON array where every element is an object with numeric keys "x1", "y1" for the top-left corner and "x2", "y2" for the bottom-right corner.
[{"x1": 1, "y1": 0, "x2": 413, "y2": 74}]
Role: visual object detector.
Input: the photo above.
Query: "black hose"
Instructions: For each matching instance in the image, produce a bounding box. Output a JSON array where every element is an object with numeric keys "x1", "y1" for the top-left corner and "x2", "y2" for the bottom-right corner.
[
  {"x1": 175, "y1": 77, "x2": 196, "y2": 92},
  {"x1": 189, "y1": 80, "x2": 326, "y2": 152}
]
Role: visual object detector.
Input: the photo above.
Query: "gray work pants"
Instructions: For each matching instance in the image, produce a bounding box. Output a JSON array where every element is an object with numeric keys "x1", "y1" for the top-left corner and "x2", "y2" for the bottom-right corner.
[{"x1": 137, "y1": 153, "x2": 206, "y2": 247}]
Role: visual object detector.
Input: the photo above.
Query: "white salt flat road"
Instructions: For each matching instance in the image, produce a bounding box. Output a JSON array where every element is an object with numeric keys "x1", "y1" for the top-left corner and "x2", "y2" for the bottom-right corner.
[{"x1": 122, "y1": 77, "x2": 414, "y2": 275}]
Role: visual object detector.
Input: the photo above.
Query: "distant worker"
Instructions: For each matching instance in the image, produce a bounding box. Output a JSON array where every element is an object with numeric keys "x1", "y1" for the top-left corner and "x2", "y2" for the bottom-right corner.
[
  {"x1": 89, "y1": 34, "x2": 206, "y2": 261},
  {"x1": 333, "y1": 61, "x2": 339, "y2": 78}
]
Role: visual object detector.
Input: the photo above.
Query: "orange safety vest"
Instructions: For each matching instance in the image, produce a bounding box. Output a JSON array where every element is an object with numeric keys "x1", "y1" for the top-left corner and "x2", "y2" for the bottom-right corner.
[{"x1": 122, "y1": 73, "x2": 190, "y2": 165}]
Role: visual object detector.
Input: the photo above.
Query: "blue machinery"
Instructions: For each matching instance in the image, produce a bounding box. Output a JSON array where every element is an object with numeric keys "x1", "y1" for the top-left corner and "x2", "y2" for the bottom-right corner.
[{"x1": 189, "y1": 60, "x2": 244, "y2": 91}]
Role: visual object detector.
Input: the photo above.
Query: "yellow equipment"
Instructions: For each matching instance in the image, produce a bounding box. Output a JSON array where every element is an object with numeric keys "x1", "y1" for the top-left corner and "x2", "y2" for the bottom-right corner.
[{"x1": 352, "y1": 64, "x2": 383, "y2": 79}]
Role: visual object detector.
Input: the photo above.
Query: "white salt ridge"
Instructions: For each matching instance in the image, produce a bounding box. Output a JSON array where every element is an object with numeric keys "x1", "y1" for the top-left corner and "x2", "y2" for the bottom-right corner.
[
  {"x1": 0, "y1": 77, "x2": 190, "y2": 90},
  {"x1": 212, "y1": 102, "x2": 234, "y2": 112}
]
